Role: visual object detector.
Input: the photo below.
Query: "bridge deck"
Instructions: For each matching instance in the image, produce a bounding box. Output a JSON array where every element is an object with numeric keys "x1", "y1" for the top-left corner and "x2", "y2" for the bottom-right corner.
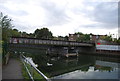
[{"x1": 10, "y1": 37, "x2": 94, "y2": 47}]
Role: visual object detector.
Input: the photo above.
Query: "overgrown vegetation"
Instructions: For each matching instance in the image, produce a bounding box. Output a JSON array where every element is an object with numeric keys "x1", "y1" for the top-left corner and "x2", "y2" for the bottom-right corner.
[
  {"x1": 0, "y1": 12, "x2": 12, "y2": 64},
  {"x1": 21, "y1": 60, "x2": 46, "y2": 81}
]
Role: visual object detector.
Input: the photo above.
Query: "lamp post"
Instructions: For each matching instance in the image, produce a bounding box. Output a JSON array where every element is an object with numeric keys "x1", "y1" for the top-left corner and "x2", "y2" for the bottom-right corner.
[
  {"x1": 112, "y1": 34, "x2": 115, "y2": 41},
  {"x1": 116, "y1": 34, "x2": 118, "y2": 40}
]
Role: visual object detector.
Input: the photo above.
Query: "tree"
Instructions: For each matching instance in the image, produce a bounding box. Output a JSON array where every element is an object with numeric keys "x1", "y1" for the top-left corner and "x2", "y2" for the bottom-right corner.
[
  {"x1": 64, "y1": 36, "x2": 68, "y2": 40},
  {"x1": 0, "y1": 12, "x2": 13, "y2": 64},
  {"x1": 0, "y1": 25, "x2": 1, "y2": 40},
  {"x1": 10, "y1": 29, "x2": 21, "y2": 37},
  {"x1": 21, "y1": 32, "x2": 28, "y2": 37},
  {"x1": 28, "y1": 33, "x2": 34, "y2": 38},
  {"x1": 75, "y1": 32, "x2": 90, "y2": 42},
  {"x1": 34, "y1": 28, "x2": 53, "y2": 39},
  {"x1": 0, "y1": 12, "x2": 13, "y2": 41},
  {"x1": 84, "y1": 34, "x2": 90, "y2": 41},
  {"x1": 57, "y1": 36, "x2": 65, "y2": 40},
  {"x1": 75, "y1": 32, "x2": 83, "y2": 35},
  {"x1": 100, "y1": 35, "x2": 112, "y2": 42}
]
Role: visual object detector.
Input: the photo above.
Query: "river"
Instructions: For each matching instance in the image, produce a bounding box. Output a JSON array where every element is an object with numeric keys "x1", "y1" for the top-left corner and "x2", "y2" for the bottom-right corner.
[{"x1": 11, "y1": 48, "x2": 120, "y2": 79}]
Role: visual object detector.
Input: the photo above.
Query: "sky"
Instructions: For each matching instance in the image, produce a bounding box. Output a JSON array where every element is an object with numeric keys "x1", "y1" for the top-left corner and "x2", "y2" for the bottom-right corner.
[{"x1": 0, "y1": 0, "x2": 119, "y2": 38}]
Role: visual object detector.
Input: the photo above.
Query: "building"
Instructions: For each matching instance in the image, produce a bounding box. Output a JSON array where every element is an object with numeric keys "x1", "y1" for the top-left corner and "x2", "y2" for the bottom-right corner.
[
  {"x1": 90, "y1": 35, "x2": 107, "y2": 44},
  {"x1": 68, "y1": 34, "x2": 80, "y2": 41},
  {"x1": 68, "y1": 33, "x2": 108, "y2": 44}
]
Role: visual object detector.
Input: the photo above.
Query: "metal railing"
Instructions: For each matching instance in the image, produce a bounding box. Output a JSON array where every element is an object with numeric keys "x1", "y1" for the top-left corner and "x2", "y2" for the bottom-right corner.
[
  {"x1": 10, "y1": 37, "x2": 94, "y2": 46},
  {"x1": 20, "y1": 54, "x2": 51, "y2": 81}
]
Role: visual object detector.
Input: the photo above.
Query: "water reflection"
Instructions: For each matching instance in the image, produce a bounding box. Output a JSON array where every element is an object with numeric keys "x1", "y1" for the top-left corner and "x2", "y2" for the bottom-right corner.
[
  {"x1": 10, "y1": 48, "x2": 119, "y2": 79},
  {"x1": 24, "y1": 57, "x2": 38, "y2": 67},
  {"x1": 52, "y1": 66, "x2": 119, "y2": 79}
]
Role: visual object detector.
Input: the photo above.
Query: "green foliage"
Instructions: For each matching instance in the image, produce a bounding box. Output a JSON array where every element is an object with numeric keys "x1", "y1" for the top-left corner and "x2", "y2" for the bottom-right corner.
[
  {"x1": 57, "y1": 36, "x2": 65, "y2": 40},
  {"x1": 28, "y1": 33, "x2": 34, "y2": 38},
  {"x1": 95, "y1": 65, "x2": 112, "y2": 71},
  {"x1": 75, "y1": 32, "x2": 90, "y2": 42},
  {"x1": 115, "y1": 38, "x2": 120, "y2": 43},
  {"x1": 0, "y1": 27, "x2": 1, "y2": 40},
  {"x1": 2, "y1": 41, "x2": 8, "y2": 64},
  {"x1": 64, "y1": 36, "x2": 68, "y2": 40},
  {"x1": 100, "y1": 35, "x2": 112, "y2": 42},
  {"x1": 21, "y1": 32, "x2": 28, "y2": 37},
  {"x1": 80, "y1": 66, "x2": 89, "y2": 72},
  {"x1": 34, "y1": 28, "x2": 53, "y2": 39},
  {"x1": 10, "y1": 29, "x2": 21, "y2": 37},
  {"x1": 53, "y1": 36, "x2": 68, "y2": 40},
  {"x1": 75, "y1": 32, "x2": 83, "y2": 35},
  {"x1": 0, "y1": 12, "x2": 13, "y2": 41},
  {"x1": 21, "y1": 61, "x2": 45, "y2": 80}
]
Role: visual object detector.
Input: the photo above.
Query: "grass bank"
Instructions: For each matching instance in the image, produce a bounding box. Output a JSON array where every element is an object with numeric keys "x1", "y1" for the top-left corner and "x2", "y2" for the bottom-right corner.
[{"x1": 21, "y1": 59, "x2": 46, "y2": 81}]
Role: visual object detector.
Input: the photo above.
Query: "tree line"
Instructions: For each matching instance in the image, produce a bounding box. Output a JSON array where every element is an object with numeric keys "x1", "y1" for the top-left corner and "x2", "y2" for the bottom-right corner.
[{"x1": 1, "y1": 12, "x2": 120, "y2": 43}]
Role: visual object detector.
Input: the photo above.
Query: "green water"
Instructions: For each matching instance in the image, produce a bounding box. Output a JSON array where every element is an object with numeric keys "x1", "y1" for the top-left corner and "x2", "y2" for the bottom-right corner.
[{"x1": 10, "y1": 48, "x2": 120, "y2": 79}]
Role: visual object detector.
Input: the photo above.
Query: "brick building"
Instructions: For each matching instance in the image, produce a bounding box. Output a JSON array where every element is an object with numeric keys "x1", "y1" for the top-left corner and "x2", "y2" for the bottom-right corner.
[
  {"x1": 68, "y1": 34, "x2": 79, "y2": 41},
  {"x1": 90, "y1": 35, "x2": 107, "y2": 44}
]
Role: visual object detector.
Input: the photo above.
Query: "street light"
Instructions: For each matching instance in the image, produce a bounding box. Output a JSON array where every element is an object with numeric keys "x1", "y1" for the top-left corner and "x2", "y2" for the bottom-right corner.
[{"x1": 112, "y1": 34, "x2": 115, "y2": 41}]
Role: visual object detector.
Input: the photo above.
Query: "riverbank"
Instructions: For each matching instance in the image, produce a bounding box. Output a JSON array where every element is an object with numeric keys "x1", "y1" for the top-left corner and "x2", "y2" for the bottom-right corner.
[
  {"x1": 21, "y1": 55, "x2": 48, "y2": 81},
  {"x1": 21, "y1": 61, "x2": 46, "y2": 80}
]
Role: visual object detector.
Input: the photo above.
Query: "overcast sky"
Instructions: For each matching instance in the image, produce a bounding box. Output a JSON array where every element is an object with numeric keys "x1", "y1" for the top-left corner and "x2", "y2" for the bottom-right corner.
[{"x1": 0, "y1": 0, "x2": 119, "y2": 38}]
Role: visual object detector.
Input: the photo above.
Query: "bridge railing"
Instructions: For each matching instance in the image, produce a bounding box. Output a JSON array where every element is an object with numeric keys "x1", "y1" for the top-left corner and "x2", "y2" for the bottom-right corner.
[
  {"x1": 20, "y1": 54, "x2": 51, "y2": 81},
  {"x1": 10, "y1": 37, "x2": 94, "y2": 46}
]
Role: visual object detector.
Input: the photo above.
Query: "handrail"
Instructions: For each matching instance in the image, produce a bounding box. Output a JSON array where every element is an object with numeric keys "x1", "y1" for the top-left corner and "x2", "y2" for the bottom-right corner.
[
  {"x1": 21, "y1": 58, "x2": 34, "y2": 81},
  {"x1": 10, "y1": 37, "x2": 94, "y2": 46},
  {"x1": 20, "y1": 54, "x2": 51, "y2": 81}
]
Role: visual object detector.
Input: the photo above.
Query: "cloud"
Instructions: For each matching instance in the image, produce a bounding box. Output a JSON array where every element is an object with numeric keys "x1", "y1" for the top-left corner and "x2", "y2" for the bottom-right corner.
[
  {"x1": 92, "y1": 2, "x2": 118, "y2": 28},
  {"x1": 71, "y1": 1, "x2": 118, "y2": 29},
  {"x1": 0, "y1": 0, "x2": 118, "y2": 36},
  {"x1": 39, "y1": 0, "x2": 70, "y2": 26},
  {"x1": 0, "y1": 1, "x2": 29, "y2": 16}
]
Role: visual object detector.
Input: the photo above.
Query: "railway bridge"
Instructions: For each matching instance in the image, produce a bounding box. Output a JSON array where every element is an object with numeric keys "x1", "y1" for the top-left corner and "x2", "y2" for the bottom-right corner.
[{"x1": 9, "y1": 37, "x2": 96, "y2": 56}]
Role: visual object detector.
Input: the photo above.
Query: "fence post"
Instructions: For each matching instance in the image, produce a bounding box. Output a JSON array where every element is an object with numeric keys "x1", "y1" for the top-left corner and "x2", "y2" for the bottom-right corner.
[{"x1": 31, "y1": 65, "x2": 34, "y2": 79}]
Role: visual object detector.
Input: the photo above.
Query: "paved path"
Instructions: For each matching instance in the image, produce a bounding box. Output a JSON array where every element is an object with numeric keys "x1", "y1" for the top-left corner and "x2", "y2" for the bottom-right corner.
[{"x1": 2, "y1": 58, "x2": 23, "y2": 79}]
